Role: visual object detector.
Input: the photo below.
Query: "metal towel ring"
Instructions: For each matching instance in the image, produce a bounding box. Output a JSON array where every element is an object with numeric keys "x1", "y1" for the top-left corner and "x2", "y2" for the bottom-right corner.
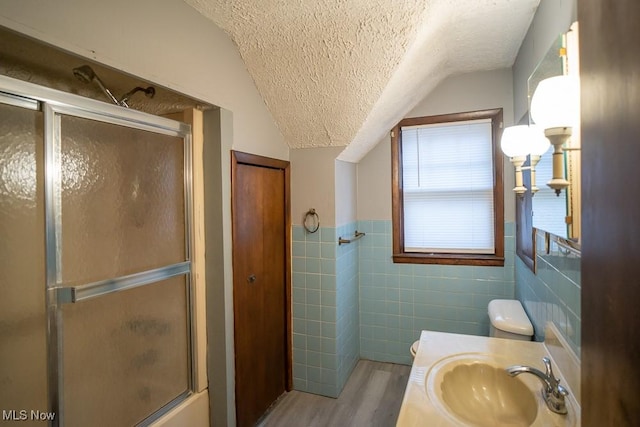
[{"x1": 303, "y1": 208, "x2": 320, "y2": 233}]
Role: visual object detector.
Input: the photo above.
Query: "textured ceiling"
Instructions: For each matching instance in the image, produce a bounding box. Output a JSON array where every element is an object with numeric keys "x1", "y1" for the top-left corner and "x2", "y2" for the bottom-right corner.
[{"x1": 185, "y1": 0, "x2": 539, "y2": 162}]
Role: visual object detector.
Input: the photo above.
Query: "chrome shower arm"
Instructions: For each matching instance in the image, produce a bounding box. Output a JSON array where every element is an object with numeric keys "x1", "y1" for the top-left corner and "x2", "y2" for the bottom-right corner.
[
  {"x1": 92, "y1": 76, "x2": 121, "y2": 106},
  {"x1": 72, "y1": 64, "x2": 127, "y2": 107}
]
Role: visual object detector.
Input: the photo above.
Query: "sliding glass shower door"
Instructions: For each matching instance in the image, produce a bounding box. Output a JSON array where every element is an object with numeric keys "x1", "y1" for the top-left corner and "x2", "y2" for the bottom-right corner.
[
  {"x1": 0, "y1": 76, "x2": 194, "y2": 427},
  {"x1": 0, "y1": 95, "x2": 48, "y2": 422}
]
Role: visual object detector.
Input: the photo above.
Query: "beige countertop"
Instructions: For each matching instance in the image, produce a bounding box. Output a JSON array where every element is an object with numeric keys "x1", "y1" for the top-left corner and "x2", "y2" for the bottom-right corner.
[{"x1": 396, "y1": 330, "x2": 581, "y2": 427}]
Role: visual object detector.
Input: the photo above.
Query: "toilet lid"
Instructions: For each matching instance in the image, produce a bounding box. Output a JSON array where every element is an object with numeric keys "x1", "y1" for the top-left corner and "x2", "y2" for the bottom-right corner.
[{"x1": 488, "y1": 299, "x2": 534, "y2": 335}]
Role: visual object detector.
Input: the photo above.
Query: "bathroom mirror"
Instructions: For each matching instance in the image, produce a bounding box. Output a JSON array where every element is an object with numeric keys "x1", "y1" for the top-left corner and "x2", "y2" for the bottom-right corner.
[{"x1": 527, "y1": 23, "x2": 581, "y2": 241}]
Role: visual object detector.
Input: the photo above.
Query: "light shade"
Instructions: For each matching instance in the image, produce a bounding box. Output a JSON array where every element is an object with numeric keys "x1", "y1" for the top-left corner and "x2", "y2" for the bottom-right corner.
[
  {"x1": 500, "y1": 125, "x2": 549, "y2": 157},
  {"x1": 530, "y1": 75, "x2": 580, "y2": 130},
  {"x1": 528, "y1": 125, "x2": 551, "y2": 156}
]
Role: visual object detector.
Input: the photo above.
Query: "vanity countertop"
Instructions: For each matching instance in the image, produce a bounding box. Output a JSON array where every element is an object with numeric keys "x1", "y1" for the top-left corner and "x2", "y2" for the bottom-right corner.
[{"x1": 396, "y1": 330, "x2": 581, "y2": 427}]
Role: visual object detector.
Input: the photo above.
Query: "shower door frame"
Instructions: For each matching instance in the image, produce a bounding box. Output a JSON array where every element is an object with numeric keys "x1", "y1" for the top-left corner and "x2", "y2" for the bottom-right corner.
[{"x1": 0, "y1": 74, "x2": 198, "y2": 427}]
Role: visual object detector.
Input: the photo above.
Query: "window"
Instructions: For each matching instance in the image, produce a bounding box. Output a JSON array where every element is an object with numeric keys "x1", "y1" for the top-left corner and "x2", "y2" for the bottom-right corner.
[{"x1": 391, "y1": 109, "x2": 504, "y2": 266}]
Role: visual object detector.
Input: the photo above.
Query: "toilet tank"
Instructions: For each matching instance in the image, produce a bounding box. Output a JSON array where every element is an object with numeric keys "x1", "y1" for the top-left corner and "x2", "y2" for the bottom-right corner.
[{"x1": 488, "y1": 299, "x2": 533, "y2": 341}]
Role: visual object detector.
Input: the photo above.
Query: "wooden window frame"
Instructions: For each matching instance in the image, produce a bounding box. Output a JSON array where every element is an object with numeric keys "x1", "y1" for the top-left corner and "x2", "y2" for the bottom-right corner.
[{"x1": 391, "y1": 108, "x2": 505, "y2": 266}]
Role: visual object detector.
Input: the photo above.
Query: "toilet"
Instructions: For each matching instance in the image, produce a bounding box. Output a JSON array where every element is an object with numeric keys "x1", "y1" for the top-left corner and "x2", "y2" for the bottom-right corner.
[
  {"x1": 488, "y1": 299, "x2": 534, "y2": 341},
  {"x1": 411, "y1": 299, "x2": 533, "y2": 361},
  {"x1": 410, "y1": 340, "x2": 419, "y2": 359}
]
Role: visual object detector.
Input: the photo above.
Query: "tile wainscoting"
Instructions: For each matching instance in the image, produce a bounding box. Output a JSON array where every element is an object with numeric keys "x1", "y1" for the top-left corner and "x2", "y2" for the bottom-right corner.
[
  {"x1": 291, "y1": 223, "x2": 360, "y2": 397},
  {"x1": 357, "y1": 220, "x2": 516, "y2": 365},
  {"x1": 291, "y1": 220, "x2": 581, "y2": 399},
  {"x1": 292, "y1": 220, "x2": 517, "y2": 398},
  {"x1": 515, "y1": 231, "x2": 581, "y2": 356}
]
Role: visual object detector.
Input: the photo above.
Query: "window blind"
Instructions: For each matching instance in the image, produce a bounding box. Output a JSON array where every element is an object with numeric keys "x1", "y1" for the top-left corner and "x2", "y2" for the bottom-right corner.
[
  {"x1": 401, "y1": 119, "x2": 495, "y2": 253},
  {"x1": 531, "y1": 145, "x2": 568, "y2": 237}
]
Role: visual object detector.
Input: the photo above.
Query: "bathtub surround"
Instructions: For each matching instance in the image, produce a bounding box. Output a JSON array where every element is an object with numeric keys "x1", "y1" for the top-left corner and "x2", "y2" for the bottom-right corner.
[{"x1": 515, "y1": 232, "x2": 581, "y2": 356}]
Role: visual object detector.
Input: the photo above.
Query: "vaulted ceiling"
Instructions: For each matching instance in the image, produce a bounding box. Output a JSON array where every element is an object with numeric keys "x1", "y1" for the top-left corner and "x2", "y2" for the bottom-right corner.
[{"x1": 184, "y1": 0, "x2": 540, "y2": 162}]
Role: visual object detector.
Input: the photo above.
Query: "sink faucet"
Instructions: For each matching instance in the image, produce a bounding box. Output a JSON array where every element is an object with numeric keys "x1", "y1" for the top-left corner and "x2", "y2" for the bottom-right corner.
[{"x1": 506, "y1": 357, "x2": 569, "y2": 414}]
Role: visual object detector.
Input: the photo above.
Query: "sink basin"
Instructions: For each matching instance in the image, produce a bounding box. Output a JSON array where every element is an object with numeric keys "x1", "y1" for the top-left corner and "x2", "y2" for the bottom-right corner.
[
  {"x1": 440, "y1": 362, "x2": 537, "y2": 426},
  {"x1": 397, "y1": 331, "x2": 579, "y2": 427},
  {"x1": 427, "y1": 354, "x2": 538, "y2": 427}
]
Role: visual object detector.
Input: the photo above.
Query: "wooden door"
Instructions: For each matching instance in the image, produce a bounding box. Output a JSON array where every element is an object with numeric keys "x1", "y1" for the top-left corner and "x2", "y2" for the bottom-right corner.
[
  {"x1": 232, "y1": 151, "x2": 291, "y2": 427},
  {"x1": 579, "y1": 0, "x2": 640, "y2": 424}
]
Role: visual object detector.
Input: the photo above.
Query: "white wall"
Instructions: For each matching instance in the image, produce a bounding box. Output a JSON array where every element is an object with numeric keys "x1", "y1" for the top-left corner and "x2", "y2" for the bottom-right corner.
[
  {"x1": 358, "y1": 68, "x2": 516, "y2": 222},
  {"x1": 0, "y1": 0, "x2": 288, "y2": 161},
  {"x1": 512, "y1": 0, "x2": 577, "y2": 121},
  {"x1": 335, "y1": 160, "x2": 358, "y2": 227},
  {"x1": 290, "y1": 151, "x2": 357, "y2": 230},
  {"x1": 290, "y1": 147, "x2": 344, "y2": 227},
  {"x1": 356, "y1": 140, "x2": 392, "y2": 220}
]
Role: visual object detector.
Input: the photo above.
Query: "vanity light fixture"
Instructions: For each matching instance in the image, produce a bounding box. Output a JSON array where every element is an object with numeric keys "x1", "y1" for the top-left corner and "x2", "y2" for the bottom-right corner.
[
  {"x1": 500, "y1": 125, "x2": 550, "y2": 196},
  {"x1": 530, "y1": 75, "x2": 580, "y2": 195}
]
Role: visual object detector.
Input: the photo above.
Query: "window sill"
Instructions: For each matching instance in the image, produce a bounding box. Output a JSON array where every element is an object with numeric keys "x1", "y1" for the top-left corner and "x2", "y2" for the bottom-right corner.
[{"x1": 392, "y1": 253, "x2": 505, "y2": 267}]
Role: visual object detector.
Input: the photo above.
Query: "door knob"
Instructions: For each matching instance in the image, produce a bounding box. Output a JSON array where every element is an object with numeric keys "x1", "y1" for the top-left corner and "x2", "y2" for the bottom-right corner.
[{"x1": 247, "y1": 274, "x2": 257, "y2": 283}]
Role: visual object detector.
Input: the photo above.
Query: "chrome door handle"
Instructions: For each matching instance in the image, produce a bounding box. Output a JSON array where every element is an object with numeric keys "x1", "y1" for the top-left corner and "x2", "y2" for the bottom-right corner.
[{"x1": 53, "y1": 261, "x2": 191, "y2": 304}]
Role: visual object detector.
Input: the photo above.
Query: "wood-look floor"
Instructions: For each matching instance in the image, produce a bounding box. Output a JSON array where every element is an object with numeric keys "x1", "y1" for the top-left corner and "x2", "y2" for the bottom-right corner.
[{"x1": 257, "y1": 360, "x2": 411, "y2": 427}]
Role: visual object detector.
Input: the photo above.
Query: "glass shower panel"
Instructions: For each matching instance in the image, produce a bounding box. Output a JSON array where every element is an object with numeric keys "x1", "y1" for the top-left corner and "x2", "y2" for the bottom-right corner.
[
  {"x1": 58, "y1": 116, "x2": 186, "y2": 286},
  {"x1": 0, "y1": 103, "x2": 48, "y2": 412},
  {"x1": 62, "y1": 275, "x2": 189, "y2": 426}
]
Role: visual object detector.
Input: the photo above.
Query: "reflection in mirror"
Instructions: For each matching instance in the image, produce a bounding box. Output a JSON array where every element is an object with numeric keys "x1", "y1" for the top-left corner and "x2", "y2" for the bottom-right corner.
[
  {"x1": 533, "y1": 147, "x2": 568, "y2": 237},
  {"x1": 514, "y1": 115, "x2": 536, "y2": 272},
  {"x1": 527, "y1": 23, "x2": 580, "y2": 241},
  {"x1": 564, "y1": 23, "x2": 581, "y2": 242}
]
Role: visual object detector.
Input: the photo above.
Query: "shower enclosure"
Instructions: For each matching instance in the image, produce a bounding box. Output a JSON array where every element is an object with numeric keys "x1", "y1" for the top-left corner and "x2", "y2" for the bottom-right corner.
[{"x1": 0, "y1": 75, "x2": 194, "y2": 426}]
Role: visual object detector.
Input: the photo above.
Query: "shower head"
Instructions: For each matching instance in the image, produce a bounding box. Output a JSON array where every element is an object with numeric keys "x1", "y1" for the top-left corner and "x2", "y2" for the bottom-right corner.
[
  {"x1": 71, "y1": 65, "x2": 155, "y2": 109},
  {"x1": 72, "y1": 64, "x2": 121, "y2": 106},
  {"x1": 72, "y1": 65, "x2": 96, "y2": 84}
]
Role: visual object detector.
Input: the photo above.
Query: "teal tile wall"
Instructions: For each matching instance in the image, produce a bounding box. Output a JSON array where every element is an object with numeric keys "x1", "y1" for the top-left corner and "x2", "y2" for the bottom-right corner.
[
  {"x1": 293, "y1": 220, "x2": 519, "y2": 396},
  {"x1": 336, "y1": 223, "x2": 360, "y2": 392},
  {"x1": 358, "y1": 220, "x2": 516, "y2": 365},
  {"x1": 292, "y1": 225, "x2": 340, "y2": 397},
  {"x1": 292, "y1": 223, "x2": 361, "y2": 397},
  {"x1": 291, "y1": 219, "x2": 579, "y2": 394},
  {"x1": 515, "y1": 234, "x2": 581, "y2": 356}
]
